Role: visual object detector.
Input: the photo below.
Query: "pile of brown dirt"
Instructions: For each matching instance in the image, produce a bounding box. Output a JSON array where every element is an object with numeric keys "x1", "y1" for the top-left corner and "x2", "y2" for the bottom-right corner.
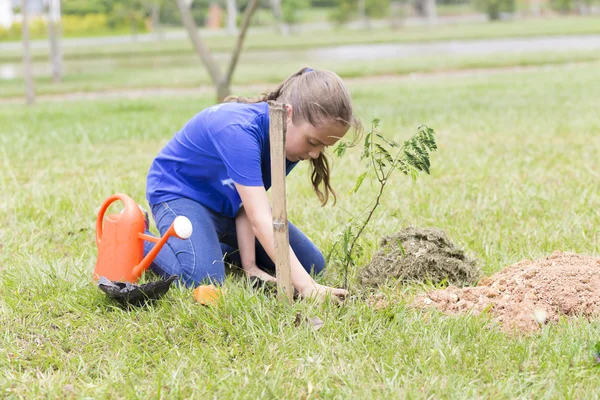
[
  {"x1": 414, "y1": 251, "x2": 600, "y2": 333},
  {"x1": 358, "y1": 227, "x2": 481, "y2": 287}
]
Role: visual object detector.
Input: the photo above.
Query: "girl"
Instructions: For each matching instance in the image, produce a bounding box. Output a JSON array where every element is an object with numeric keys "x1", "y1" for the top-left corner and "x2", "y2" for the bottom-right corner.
[{"x1": 144, "y1": 67, "x2": 358, "y2": 301}]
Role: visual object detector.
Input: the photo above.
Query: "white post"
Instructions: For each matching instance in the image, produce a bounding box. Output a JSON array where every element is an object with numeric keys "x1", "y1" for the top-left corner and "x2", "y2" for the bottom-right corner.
[
  {"x1": 425, "y1": 0, "x2": 437, "y2": 24},
  {"x1": 226, "y1": 0, "x2": 237, "y2": 35},
  {"x1": 47, "y1": 0, "x2": 62, "y2": 83},
  {"x1": 22, "y1": 0, "x2": 35, "y2": 105},
  {"x1": 0, "y1": 0, "x2": 14, "y2": 29},
  {"x1": 269, "y1": 0, "x2": 289, "y2": 36},
  {"x1": 357, "y1": 0, "x2": 369, "y2": 29}
]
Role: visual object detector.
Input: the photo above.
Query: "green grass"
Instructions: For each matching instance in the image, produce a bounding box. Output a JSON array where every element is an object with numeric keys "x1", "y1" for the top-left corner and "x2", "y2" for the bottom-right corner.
[
  {"x1": 1, "y1": 63, "x2": 600, "y2": 397},
  {"x1": 2, "y1": 50, "x2": 600, "y2": 99},
  {"x1": 1, "y1": 15, "x2": 599, "y2": 63}
]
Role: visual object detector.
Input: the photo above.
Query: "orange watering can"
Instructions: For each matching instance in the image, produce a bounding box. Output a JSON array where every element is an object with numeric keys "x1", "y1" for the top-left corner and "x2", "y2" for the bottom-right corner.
[{"x1": 93, "y1": 193, "x2": 193, "y2": 283}]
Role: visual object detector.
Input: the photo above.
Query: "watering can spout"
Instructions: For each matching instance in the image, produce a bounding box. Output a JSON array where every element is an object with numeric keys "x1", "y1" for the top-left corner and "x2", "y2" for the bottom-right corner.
[{"x1": 133, "y1": 216, "x2": 193, "y2": 277}]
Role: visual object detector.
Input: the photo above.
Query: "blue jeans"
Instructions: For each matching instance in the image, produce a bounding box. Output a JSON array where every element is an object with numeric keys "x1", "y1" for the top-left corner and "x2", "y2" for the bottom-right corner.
[{"x1": 143, "y1": 197, "x2": 325, "y2": 287}]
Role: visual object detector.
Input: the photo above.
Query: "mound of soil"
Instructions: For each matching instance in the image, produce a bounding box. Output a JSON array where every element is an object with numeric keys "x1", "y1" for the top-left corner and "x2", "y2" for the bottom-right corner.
[
  {"x1": 358, "y1": 227, "x2": 481, "y2": 287},
  {"x1": 414, "y1": 251, "x2": 600, "y2": 333}
]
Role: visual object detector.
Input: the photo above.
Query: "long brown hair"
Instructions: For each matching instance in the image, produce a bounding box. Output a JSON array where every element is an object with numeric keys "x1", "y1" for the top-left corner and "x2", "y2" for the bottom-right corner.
[{"x1": 225, "y1": 67, "x2": 360, "y2": 205}]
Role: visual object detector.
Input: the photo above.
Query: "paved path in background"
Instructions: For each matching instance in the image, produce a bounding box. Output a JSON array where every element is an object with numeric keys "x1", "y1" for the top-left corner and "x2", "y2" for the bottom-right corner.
[
  {"x1": 2, "y1": 61, "x2": 597, "y2": 105},
  {"x1": 302, "y1": 34, "x2": 600, "y2": 60},
  {"x1": 2, "y1": 33, "x2": 600, "y2": 80}
]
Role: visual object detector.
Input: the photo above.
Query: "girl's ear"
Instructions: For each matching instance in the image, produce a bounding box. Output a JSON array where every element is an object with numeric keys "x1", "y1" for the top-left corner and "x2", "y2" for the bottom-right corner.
[{"x1": 285, "y1": 104, "x2": 293, "y2": 123}]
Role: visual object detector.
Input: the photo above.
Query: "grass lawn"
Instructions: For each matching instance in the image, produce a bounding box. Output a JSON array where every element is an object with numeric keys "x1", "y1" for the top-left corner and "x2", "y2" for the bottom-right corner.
[
  {"x1": 1, "y1": 63, "x2": 599, "y2": 397},
  {"x1": 2, "y1": 50, "x2": 600, "y2": 99},
  {"x1": 1, "y1": 16, "x2": 600, "y2": 63}
]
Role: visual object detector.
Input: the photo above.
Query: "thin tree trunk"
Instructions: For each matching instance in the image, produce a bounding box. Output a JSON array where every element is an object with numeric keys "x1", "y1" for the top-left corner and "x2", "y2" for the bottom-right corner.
[
  {"x1": 269, "y1": 0, "x2": 289, "y2": 36},
  {"x1": 529, "y1": 0, "x2": 541, "y2": 16},
  {"x1": 21, "y1": 0, "x2": 35, "y2": 105},
  {"x1": 225, "y1": 0, "x2": 258, "y2": 84},
  {"x1": 389, "y1": 1, "x2": 405, "y2": 30},
  {"x1": 177, "y1": 0, "x2": 258, "y2": 102},
  {"x1": 425, "y1": 0, "x2": 437, "y2": 24},
  {"x1": 576, "y1": 0, "x2": 590, "y2": 14},
  {"x1": 357, "y1": 0, "x2": 369, "y2": 29},
  {"x1": 226, "y1": 0, "x2": 237, "y2": 36},
  {"x1": 151, "y1": 3, "x2": 162, "y2": 39},
  {"x1": 47, "y1": 0, "x2": 62, "y2": 83},
  {"x1": 130, "y1": 11, "x2": 138, "y2": 40},
  {"x1": 176, "y1": 0, "x2": 224, "y2": 86}
]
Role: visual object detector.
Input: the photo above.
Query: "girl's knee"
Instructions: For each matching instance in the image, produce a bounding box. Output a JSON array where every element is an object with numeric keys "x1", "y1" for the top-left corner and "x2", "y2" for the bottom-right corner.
[{"x1": 182, "y1": 258, "x2": 226, "y2": 288}]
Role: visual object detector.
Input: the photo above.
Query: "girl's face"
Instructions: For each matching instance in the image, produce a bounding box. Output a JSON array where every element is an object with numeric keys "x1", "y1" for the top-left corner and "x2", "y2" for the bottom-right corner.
[{"x1": 284, "y1": 106, "x2": 349, "y2": 163}]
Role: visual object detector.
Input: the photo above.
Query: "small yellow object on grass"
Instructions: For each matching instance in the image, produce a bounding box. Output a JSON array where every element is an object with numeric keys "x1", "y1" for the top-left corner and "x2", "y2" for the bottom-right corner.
[{"x1": 193, "y1": 285, "x2": 221, "y2": 305}]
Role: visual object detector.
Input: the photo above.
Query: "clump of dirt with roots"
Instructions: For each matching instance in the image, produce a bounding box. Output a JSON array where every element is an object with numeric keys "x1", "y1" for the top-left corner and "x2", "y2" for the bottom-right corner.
[
  {"x1": 360, "y1": 228, "x2": 600, "y2": 333},
  {"x1": 358, "y1": 227, "x2": 481, "y2": 288}
]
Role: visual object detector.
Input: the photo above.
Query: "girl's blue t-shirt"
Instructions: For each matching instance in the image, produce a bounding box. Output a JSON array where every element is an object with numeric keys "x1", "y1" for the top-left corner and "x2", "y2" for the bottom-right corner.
[{"x1": 146, "y1": 102, "x2": 298, "y2": 219}]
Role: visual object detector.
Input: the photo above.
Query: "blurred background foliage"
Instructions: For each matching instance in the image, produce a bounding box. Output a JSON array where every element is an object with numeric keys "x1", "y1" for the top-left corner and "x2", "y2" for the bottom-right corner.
[{"x1": 2, "y1": 0, "x2": 598, "y2": 41}]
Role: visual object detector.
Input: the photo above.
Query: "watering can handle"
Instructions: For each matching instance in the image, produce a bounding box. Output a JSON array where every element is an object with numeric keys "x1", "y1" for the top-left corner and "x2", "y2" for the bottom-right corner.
[{"x1": 95, "y1": 193, "x2": 140, "y2": 248}]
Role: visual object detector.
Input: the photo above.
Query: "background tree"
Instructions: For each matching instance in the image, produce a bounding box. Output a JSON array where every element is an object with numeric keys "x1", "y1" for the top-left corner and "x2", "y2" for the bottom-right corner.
[
  {"x1": 424, "y1": 0, "x2": 437, "y2": 23},
  {"x1": 145, "y1": 0, "x2": 163, "y2": 38},
  {"x1": 329, "y1": 0, "x2": 357, "y2": 25},
  {"x1": 111, "y1": 0, "x2": 146, "y2": 38},
  {"x1": 45, "y1": 0, "x2": 63, "y2": 83},
  {"x1": 413, "y1": 0, "x2": 437, "y2": 21},
  {"x1": 475, "y1": 0, "x2": 515, "y2": 19},
  {"x1": 365, "y1": 0, "x2": 390, "y2": 20},
  {"x1": 176, "y1": 0, "x2": 259, "y2": 102},
  {"x1": 21, "y1": 0, "x2": 35, "y2": 105},
  {"x1": 389, "y1": 0, "x2": 408, "y2": 29},
  {"x1": 330, "y1": 0, "x2": 394, "y2": 28},
  {"x1": 226, "y1": 0, "x2": 238, "y2": 35},
  {"x1": 282, "y1": 0, "x2": 309, "y2": 32},
  {"x1": 62, "y1": 0, "x2": 147, "y2": 36},
  {"x1": 270, "y1": 0, "x2": 290, "y2": 36},
  {"x1": 61, "y1": 0, "x2": 109, "y2": 15},
  {"x1": 358, "y1": 0, "x2": 367, "y2": 28}
]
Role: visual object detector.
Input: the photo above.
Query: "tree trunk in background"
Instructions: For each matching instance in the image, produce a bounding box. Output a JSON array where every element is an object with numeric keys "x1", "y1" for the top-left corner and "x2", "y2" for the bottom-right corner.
[
  {"x1": 425, "y1": 0, "x2": 437, "y2": 24},
  {"x1": 389, "y1": 1, "x2": 405, "y2": 29},
  {"x1": 225, "y1": 0, "x2": 258, "y2": 83},
  {"x1": 226, "y1": 0, "x2": 238, "y2": 35},
  {"x1": 176, "y1": 0, "x2": 259, "y2": 102},
  {"x1": 528, "y1": 0, "x2": 541, "y2": 16},
  {"x1": 130, "y1": 11, "x2": 138, "y2": 40},
  {"x1": 575, "y1": 0, "x2": 590, "y2": 14},
  {"x1": 415, "y1": 0, "x2": 436, "y2": 20},
  {"x1": 47, "y1": 0, "x2": 62, "y2": 83},
  {"x1": 269, "y1": 0, "x2": 289, "y2": 36},
  {"x1": 357, "y1": 0, "x2": 370, "y2": 29},
  {"x1": 21, "y1": 0, "x2": 35, "y2": 105},
  {"x1": 176, "y1": 0, "x2": 224, "y2": 85},
  {"x1": 151, "y1": 3, "x2": 162, "y2": 39}
]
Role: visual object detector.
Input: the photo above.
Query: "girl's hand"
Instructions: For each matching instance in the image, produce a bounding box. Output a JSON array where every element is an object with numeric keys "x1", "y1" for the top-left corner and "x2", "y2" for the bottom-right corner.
[
  {"x1": 298, "y1": 282, "x2": 348, "y2": 303},
  {"x1": 243, "y1": 263, "x2": 277, "y2": 283}
]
